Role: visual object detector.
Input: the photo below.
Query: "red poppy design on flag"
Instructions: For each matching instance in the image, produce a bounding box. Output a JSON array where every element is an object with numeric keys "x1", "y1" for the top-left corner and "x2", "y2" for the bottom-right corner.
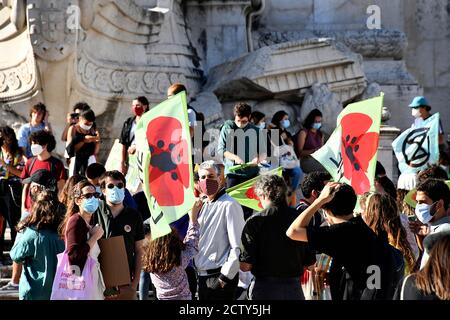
[
  {"x1": 245, "y1": 185, "x2": 263, "y2": 209},
  {"x1": 340, "y1": 113, "x2": 379, "y2": 195},
  {"x1": 146, "y1": 116, "x2": 190, "y2": 206}
]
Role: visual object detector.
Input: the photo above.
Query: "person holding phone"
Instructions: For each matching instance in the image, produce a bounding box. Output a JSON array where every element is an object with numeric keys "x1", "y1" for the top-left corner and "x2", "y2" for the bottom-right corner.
[
  {"x1": 17, "y1": 103, "x2": 52, "y2": 160},
  {"x1": 66, "y1": 108, "x2": 100, "y2": 177}
]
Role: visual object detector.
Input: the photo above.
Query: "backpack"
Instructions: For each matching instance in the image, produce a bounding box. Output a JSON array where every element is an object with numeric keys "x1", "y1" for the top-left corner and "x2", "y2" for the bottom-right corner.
[{"x1": 26, "y1": 156, "x2": 60, "y2": 190}]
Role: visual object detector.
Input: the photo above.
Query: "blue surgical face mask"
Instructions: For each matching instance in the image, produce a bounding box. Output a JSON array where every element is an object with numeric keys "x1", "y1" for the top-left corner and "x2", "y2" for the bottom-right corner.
[
  {"x1": 106, "y1": 186, "x2": 125, "y2": 204},
  {"x1": 83, "y1": 197, "x2": 99, "y2": 214},
  {"x1": 258, "y1": 122, "x2": 266, "y2": 130},
  {"x1": 312, "y1": 122, "x2": 322, "y2": 130},
  {"x1": 95, "y1": 186, "x2": 102, "y2": 194},
  {"x1": 281, "y1": 119, "x2": 290, "y2": 129},
  {"x1": 415, "y1": 202, "x2": 436, "y2": 224}
]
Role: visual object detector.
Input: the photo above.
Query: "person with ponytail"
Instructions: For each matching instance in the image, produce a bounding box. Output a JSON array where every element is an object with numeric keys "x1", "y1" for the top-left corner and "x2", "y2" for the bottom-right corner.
[{"x1": 10, "y1": 191, "x2": 64, "y2": 299}]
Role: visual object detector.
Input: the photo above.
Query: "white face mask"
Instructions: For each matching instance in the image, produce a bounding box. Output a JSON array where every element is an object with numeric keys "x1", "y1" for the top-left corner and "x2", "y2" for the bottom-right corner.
[
  {"x1": 80, "y1": 123, "x2": 92, "y2": 131},
  {"x1": 415, "y1": 202, "x2": 436, "y2": 224},
  {"x1": 31, "y1": 144, "x2": 44, "y2": 156},
  {"x1": 411, "y1": 108, "x2": 421, "y2": 118},
  {"x1": 235, "y1": 121, "x2": 248, "y2": 129}
]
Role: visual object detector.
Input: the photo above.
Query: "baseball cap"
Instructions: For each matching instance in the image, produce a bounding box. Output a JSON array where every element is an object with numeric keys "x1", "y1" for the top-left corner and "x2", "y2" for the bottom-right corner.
[
  {"x1": 409, "y1": 96, "x2": 430, "y2": 108},
  {"x1": 22, "y1": 169, "x2": 57, "y2": 190}
]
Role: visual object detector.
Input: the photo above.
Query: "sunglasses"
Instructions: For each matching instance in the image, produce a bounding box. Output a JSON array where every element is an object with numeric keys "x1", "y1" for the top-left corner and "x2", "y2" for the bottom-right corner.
[
  {"x1": 81, "y1": 192, "x2": 101, "y2": 199},
  {"x1": 106, "y1": 183, "x2": 124, "y2": 189}
]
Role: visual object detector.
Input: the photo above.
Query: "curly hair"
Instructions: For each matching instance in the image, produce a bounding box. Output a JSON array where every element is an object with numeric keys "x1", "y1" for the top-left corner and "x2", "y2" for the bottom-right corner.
[
  {"x1": 254, "y1": 174, "x2": 288, "y2": 207},
  {"x1": 142, "y1": 228, "x2": 185, "y2": 273},
  {"x1": 29, "y1": 130, "x2": 56, "y2": 152},
  {"x1": 364, "y1": 193, "x2": 416, "y2": 273},
  {"x1": 233, "y1": 103, "x2": 252, "y2": 118},
  {"x1": 17, "y1": 190, "x2": 63, "y2": 233},
  {"x1": 58, "y1": 180, "x2": 94, "y2": 238}
]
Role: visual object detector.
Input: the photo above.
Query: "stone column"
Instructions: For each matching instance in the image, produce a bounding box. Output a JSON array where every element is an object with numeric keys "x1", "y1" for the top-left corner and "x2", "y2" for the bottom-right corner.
[{"x1": 378, "y1": 125, "x2": 401, "y2": 183}]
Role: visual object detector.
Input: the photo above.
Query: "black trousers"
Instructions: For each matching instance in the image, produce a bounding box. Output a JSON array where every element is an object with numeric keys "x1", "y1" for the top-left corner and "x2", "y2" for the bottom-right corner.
[
  {"x1": 185, "y1": 266, "x2": 198, "y2": 300},
  {"x1": 198, "y1": 273, "x2": 239, "y2": 300},
  {"x1": 0, "y1": 180, "x2": 21, "y2": 255}
]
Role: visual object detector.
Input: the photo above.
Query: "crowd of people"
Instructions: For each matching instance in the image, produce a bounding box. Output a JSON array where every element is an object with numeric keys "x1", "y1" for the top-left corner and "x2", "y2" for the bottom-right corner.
[{"x1": 0, "y1": 87, "x2": 449, "y2": 301}]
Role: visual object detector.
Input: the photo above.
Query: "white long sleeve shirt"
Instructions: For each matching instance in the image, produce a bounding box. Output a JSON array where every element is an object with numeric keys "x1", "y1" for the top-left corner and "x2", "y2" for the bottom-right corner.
[{"x1": 194, "y1": 191, "x2": 245, "y2": 280}]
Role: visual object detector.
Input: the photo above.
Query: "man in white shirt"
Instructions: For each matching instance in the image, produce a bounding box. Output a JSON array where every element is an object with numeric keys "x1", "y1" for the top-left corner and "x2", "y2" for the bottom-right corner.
[{"x1": 194, "y1": 160, "x2": 245, "y2": 300}]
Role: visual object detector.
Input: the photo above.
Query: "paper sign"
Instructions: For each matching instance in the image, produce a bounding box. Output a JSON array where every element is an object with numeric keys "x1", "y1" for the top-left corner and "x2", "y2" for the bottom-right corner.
[{"x1": 98, "y1": 236, "x2": 131, "y2": 288}]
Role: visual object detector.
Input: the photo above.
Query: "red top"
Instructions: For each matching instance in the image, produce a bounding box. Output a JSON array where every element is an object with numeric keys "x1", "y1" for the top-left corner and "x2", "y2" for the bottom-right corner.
[
  {"x1": 21, "y1": 156, "x2": 66, "y2": 210},
  {"x1": 65, "y1": 214, "x2": 91, "y2": 272}
]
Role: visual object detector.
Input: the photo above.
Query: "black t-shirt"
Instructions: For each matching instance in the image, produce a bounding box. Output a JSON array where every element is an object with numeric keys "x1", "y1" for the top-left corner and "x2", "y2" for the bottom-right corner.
[
  {"x1": 119, "y1": 116, "x2": 136, "y2": 149},
  {"x1": 94, "y1": 200, "x2": 145, "y2": 278},
  {"x1": 307, "y1": 216, "x2": 395, "y2": 300},
  {"x1": 240, "y1": 205, "x2": 316, "y2": 278},
  {"x1": 296, "y1": 200, "x2": 323, "y2": 228},
  {"x1": 394, "y1": 274, "x2": 440, "y2": 300}
]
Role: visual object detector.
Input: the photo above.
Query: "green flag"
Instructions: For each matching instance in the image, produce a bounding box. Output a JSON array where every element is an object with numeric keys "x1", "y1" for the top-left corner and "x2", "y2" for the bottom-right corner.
[
  {"x1": 312, "y1": 94, "x2": 384, "y2": 195},
  {"x1": 135, "y1": 92, "x2": 195, "y2": 239},
  {"x1": 226, "y1": 167, "x2": 283, "y2": 211}
]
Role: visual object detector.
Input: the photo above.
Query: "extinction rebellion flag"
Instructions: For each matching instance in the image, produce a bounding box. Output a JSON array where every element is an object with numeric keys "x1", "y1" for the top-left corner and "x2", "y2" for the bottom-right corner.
[
  {"x1": 311, "y1": 94, "x2": 384, "y2": 195},
  {"x1": 135, "y1": 91, "x2": 195, "y2": 239},
  {"x1": 392, "y1": 113, "x2": 440, "y2": 175},
  {"x1": 226, "y1": 167, "x2": 283, "y2": 211}
]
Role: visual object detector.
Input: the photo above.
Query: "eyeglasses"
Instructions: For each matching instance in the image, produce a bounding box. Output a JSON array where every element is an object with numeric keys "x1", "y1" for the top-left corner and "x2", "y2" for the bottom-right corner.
[
  {"x1": 81, "y1": 192, "x2": 101, "y2": 199},
  {"x1": 106, "y1": 183, "x2": 124, "y2": 189}
]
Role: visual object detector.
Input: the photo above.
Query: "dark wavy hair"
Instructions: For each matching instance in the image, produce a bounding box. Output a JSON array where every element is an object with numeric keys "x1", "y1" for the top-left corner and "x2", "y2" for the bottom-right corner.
[
  {"x1": 58, "y1": 180, "x2": 94, "y2": 238},
  {"x1": 59, "y1": 175, "x2": 86, "y2": 207},
  {"x1": 303, "y1": 109, "x2": 323, "y2": 130},
  {"x1": 143, "y1": 228, "x2": 185, "y2": 273},
  {"x1": 364, "y1": 193, "x2": 416, "y2": 272},
  {"x1": 271, "y1": 111, "x2": 288, "y2": 128},
  {"x1": 17, "y1": 190, "x2": 64, "y2": 233},
  {"x1": 0, "y1": 126, "x2": 21, "y2": 158},
  {"x1": 29, "y1": 130, "x2": 56, "y2": 152}
]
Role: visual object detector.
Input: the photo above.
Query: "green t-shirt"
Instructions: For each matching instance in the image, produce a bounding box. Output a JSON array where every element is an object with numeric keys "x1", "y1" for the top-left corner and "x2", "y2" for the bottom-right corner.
[{"x1": 10, "y1": 226, "x2": 64, "y2": 300}]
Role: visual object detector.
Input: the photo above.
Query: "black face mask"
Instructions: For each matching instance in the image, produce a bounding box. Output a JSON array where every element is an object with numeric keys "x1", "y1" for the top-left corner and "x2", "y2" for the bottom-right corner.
[{"x1": 0, "y1": 137, "x2": 4, "y2": 147}]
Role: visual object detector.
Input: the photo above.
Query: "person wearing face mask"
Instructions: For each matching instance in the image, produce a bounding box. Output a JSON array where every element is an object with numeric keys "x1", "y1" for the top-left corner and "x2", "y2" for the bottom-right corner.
[
  {"x1": 250, "y1": 111, "x2": 266, "y2": 130},
  {"x1": 218, "y1": 103, "x2": 265, "y2": 189},
  {"x1": 240, "y1": 174, "x2": 316, "y2": 300},
  {"x1": 59, "y1": 180, "x2": 105, "y2": 299},
  {"x1": 21, "y1": 131, "x2": 66, "y2": 218},
  {"x1": 119, "y1": 96, "x2": 150, "y2": 175},
  {"x1": 287, "y1": 182, "x2": 399, "y2": 300},
  {"x1": 268, "y1": 111, "x2": 304, "y2": 198},
  {"x1": 295, "y1": 109, "x2": 326, "y2": 174},
  {"x1": 93, "y1": 170, "x2": 145, "y2": 300},
  {"x1": 66, "y1": 108, "x2": 100, "y2": 177},
  {"x1": 409, "y1": 96, "x2": 446, "y2": 148},
  {"x1": 17, "y1": 103, "x2": 52, "y2": 161},
  {"x1": 413, "y1": 179, "x2": 450, "y2": 269},
  {"x1": 194, "y1": 161, "x2": 246, "y2": 300}
]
